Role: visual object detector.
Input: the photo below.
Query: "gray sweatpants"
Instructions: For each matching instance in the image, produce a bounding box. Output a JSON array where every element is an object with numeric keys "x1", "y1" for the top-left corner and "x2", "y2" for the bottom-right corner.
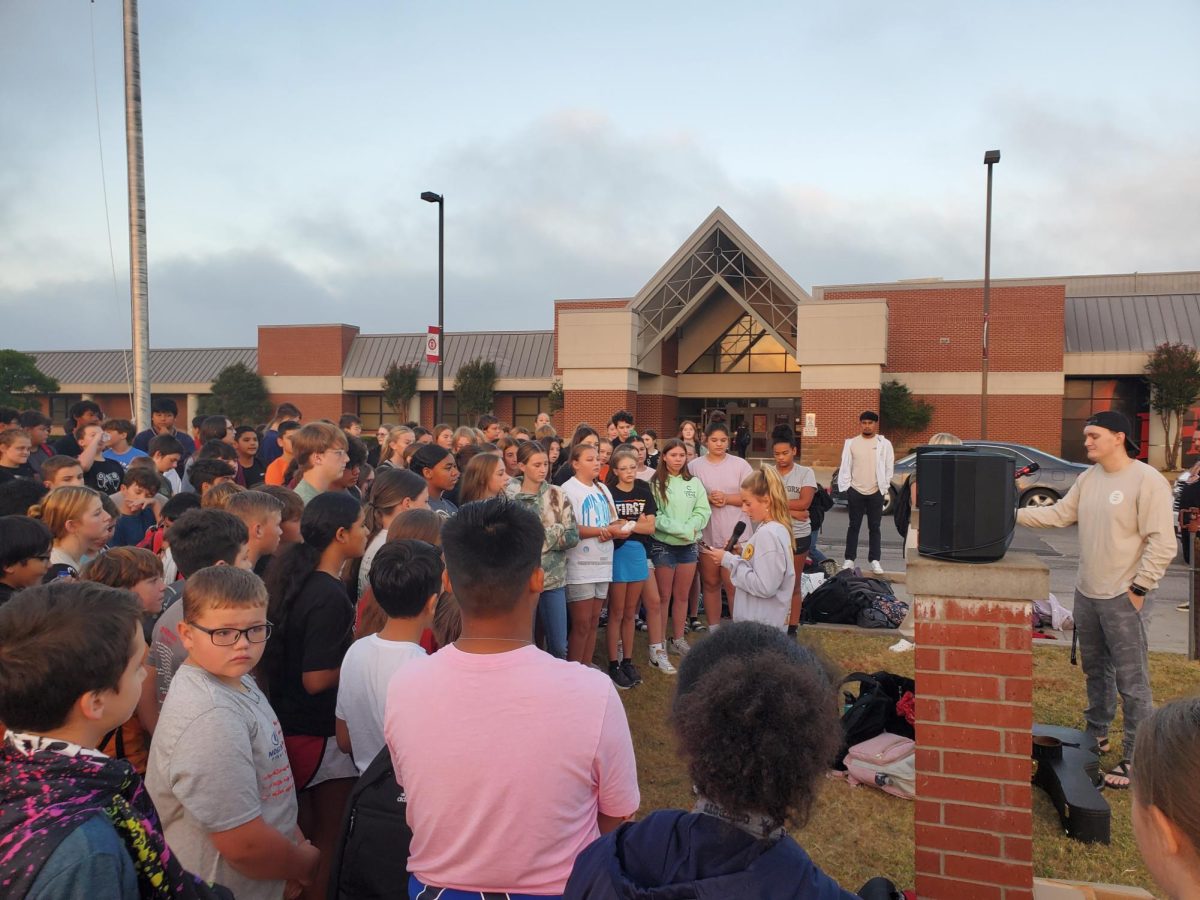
[{"x1": 1073, "y1": 589, "x2": 1154, "y2": 762}]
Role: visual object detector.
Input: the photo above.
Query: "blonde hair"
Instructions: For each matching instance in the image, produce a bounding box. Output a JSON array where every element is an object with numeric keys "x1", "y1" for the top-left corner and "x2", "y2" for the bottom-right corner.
[
  {"x1": 28, "y1": 486, "x2": 103, "y2": 539},
  {"x1": 741, "y1": 466, "x2": 795, "y2": 551},
  {"x1": 201, "y1": 481, "x2": 245, "y2": 509},
  {"x1": 928, "y1": 432, "x2": 963, "y2": 446},
  {"x1": 183, "y1": 565, "x2": 268, "y2": 621}
]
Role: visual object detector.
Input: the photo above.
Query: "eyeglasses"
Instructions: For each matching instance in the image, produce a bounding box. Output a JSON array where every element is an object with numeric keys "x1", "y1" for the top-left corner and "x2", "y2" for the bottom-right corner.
[{"x1": 186, "y1": 621, "x2": 273, "y2": 646}]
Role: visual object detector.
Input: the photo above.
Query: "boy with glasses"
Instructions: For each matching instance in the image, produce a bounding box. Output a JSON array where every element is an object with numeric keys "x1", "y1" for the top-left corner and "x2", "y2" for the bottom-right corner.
[{"x1": 147, "y1": 565, "x2": 319, "y2": 900}]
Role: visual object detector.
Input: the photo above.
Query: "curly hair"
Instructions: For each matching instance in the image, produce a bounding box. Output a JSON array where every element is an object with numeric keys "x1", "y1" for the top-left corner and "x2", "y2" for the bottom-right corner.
[{"x1": 671, "y1": 622, "x2": 841, "y2": 829}]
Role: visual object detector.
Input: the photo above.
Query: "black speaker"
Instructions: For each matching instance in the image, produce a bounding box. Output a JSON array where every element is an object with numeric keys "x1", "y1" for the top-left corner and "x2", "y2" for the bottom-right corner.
[{"x1": 917, "y1": 447, "x2": 1016, "y2": 562}]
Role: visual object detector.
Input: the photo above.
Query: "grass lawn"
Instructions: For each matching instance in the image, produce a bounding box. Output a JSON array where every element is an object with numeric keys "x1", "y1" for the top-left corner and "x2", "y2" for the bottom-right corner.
[{"x1": 606, "y1": 626, "x2": 1199, "y2": 895}]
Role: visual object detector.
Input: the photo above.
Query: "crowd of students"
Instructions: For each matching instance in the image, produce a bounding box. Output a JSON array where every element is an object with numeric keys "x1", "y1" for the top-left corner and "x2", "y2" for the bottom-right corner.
[{"x1": 1, "y1": 399, "x2": 1197, "y2": 899}]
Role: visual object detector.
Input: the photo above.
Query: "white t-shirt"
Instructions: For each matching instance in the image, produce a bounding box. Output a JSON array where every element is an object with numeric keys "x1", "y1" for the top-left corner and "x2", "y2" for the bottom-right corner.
[
  {"x1": 775, "y1": 463, "x2": 818, "y2": 538},
  {"x1": 561, "y1": 477, "x2": 616, "y2": 585},
  {"x1": 335, "y1": 635, "x2": 427, "y2": 774},
  {"x1": 356, "y1": 531, "x2": 388, "y2": 599},
  {"x1": 145, "y1": 664, "x2": 298, "y2": 900},
  {"x1": 849, "y1": 435, "x2": 880, "y2": 495},
  {"x1": 384, "y1": 644, "x2": 639, "y2": 895}
]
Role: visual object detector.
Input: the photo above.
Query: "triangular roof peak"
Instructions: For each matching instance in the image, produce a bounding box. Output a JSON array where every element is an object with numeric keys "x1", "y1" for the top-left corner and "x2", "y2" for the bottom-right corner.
[{"x1": 631, "y1": 207, "x2": 812, "y2": 363}]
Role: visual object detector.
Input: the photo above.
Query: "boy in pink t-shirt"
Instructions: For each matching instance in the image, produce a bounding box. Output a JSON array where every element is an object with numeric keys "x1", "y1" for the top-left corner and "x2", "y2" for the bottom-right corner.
[{"x1": 384, "y1": 498, "x2": 640, "y2": 898}]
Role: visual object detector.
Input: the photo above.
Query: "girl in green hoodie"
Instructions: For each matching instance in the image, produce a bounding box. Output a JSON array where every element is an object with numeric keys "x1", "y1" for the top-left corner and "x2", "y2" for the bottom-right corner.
[{"x1": 648, "y1": 439, "x2": 711, "y2": 671}]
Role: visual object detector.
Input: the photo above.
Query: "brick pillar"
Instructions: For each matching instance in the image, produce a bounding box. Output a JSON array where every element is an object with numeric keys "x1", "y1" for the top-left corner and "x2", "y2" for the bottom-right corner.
[
  {"x1": 908, "y1": 549, "x2": 1046, "y2": 900},
  {"x1": 798, "y1": 387, "x2": 879, "y2": 467}
]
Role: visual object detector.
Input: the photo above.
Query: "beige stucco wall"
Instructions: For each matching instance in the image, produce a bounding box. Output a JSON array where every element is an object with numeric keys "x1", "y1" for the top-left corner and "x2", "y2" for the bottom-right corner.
[
  {"x1": 885, "y1": 371, "x2": 1063, "y2": 396},
  {"x1": 796, "y1": 364, "x2": 884, "y2": 390},
  {"x1": 558, "y1": 309, "x2": 638, "y2": 369},
  {"x1": 562, "y1": 368, "x2": 640, "y2": 392},
  {"x1": 676, "y1": 372, "x2": 801, "y2": 397},
  {"x1": 796, "y1": 301, "x2": 888, "y2": 366},
  {"x1": 1063, "y1": 351, "x2": 1149, "y2": 376}
]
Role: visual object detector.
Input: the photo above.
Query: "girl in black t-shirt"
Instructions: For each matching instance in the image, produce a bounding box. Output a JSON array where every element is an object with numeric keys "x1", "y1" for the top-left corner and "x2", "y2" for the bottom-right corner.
[
  {"x1": 605, "y1": 448, "x2": 657, "y2": 688},
  {"x1": 262, "y1": 491, "x2": 368, "y2": 892}
]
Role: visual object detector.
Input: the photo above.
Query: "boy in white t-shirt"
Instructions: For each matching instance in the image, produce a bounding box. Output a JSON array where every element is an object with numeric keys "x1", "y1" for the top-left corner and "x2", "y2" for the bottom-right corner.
[
  {"x1": 384, "y1": 498, "x2": 640, "y2": 898},
  {"x1": 335, "y1": 539, "x2": 439, "y2": 774}
]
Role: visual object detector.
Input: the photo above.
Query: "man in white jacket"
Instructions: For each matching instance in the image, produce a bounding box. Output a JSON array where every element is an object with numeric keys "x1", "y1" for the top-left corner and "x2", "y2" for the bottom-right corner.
[{"x1": 836, "y1": 411, "x2": 894, "y2": 575}]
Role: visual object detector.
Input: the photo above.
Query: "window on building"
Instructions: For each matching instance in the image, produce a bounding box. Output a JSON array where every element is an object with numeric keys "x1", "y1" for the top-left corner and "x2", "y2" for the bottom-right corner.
[
  {"x1": 49, "y1": 395, "x2": 82, "y2": 431},
  {"x1": 512, "y1": 395, "x2": 548, "y2": 431},
  {"x1": 685, "y1": 314, "x2": 800, "y2": 374},
  {"x1": 356, "y1": 394, "x2": 386, "y2": 431},
  {"x1": 439, "y1": 395, "x2": 468, "y2": 428},
  {"x1": 1061, "y1": 377, "x2": 1149, "y2": 463}
]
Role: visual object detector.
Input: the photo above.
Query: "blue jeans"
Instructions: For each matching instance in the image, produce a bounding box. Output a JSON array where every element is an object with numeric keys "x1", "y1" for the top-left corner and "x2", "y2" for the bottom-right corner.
[
  {"x1": 808, "y1": 526, "x2": 828, "y2": 564},
  {"x1": 537, "y1": 587, "x2": 568, "y2": 659}
]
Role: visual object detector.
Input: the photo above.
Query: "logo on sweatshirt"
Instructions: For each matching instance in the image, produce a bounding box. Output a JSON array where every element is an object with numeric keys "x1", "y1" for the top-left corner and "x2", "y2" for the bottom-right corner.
[
  {"x1": 1109, "y1": 490, "x2": 1124, "y2": 505},
  {"x1": 742, "y1": 544, "x2": 754, "y2": 561}
]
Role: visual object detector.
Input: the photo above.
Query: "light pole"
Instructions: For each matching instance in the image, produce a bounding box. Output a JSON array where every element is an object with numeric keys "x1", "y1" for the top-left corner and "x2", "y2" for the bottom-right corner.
[
  {"x1": 421, "y1": 191, "x2": 444, "y2": 424},
  {"x1": 980, "y1": 150, "x2": 1000, "y2": 440}
]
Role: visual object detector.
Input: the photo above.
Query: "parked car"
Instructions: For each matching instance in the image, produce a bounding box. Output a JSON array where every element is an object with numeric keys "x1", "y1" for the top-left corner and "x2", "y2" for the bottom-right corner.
[{"x1": 832, "y1": 441, "x2": 1089, "y2": 514}]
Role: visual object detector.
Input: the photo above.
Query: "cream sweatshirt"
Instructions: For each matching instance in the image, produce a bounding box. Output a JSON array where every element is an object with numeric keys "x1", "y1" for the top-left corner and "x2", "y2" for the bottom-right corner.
[{"x1": 1017, "y1": 459, "x2": 1176, "y2": 598}]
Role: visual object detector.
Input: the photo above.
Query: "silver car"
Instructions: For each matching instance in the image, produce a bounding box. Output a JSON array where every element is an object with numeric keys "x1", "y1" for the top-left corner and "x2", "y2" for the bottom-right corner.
[
  {"x1": 890, "y1": 441, "x2": 1089, "y2": 509},
  {"x1": 833, "y1": 441, "x2": 1089, "y2": 513}
]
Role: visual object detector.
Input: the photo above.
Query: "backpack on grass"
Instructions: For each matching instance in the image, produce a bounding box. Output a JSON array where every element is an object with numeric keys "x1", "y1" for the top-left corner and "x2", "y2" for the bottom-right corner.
[
  {"x1": 836, "y1": 671, "x2": 916, "y2": 770},
  {"x1": 843, "y1": 732, "x2": 916, "y2": 800}
]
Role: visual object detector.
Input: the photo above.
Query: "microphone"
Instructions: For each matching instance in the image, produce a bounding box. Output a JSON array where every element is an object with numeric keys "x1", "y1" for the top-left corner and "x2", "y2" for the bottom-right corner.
[{"x1": 724, "y1": 521, "x2": 747, "y2": 552}]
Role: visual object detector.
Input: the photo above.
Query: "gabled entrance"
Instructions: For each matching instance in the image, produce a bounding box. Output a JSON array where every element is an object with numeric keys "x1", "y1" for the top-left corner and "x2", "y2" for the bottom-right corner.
[{"x1": 631, "y1": 207, "x2": 812, "y2": 368}]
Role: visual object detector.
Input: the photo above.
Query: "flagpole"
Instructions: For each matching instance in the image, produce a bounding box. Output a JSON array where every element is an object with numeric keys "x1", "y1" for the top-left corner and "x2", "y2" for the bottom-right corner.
[{"x1": 124, "y1": 0, "x2": 152, "y2": 430}]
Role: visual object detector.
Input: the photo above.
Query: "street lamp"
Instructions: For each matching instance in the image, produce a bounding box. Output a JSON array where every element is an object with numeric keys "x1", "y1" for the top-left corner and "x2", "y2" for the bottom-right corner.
[
  {"x1": 421, "y1": 191, "x2": 444, "y2": 424},
  {"x1": 980, "y1": 150, "x2": 1000, "y2": 440}
]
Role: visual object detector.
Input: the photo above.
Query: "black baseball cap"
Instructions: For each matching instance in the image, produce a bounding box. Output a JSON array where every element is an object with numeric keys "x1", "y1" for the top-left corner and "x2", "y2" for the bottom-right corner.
[{"x1": 1085, "y1": 410, "x2": 1138, "y2": 456}]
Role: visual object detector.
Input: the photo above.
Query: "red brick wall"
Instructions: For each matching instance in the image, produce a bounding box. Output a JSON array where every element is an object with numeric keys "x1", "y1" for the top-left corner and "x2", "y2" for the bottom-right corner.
[
  {"x1": 266, "y1": 392, "x2": 352, "y2": 425},
  {"x1": 637, "y1": 393, "x2": 678, "y2": 441},
  {"x1": 553, "y1": 299, "x2": 632, "y2": 374},
  {"x1": 889, "y1": 394, "x2": 1063, "y2": 455},
  {"x1": 258, "y1": 325, "x2": 359, "y2": 377},
  {"x1": 825, "y1": 285, "x2": 1064, "y2": 375},
  {"x1": 798, "y1": 388, "x2": 880, "y2": 467},
  {"x1": 914, "y1": 596, "x2": 1034, "y2": 900},
  {"x1": 562, "y1": 389, "x2": 637, "y2": 437}
]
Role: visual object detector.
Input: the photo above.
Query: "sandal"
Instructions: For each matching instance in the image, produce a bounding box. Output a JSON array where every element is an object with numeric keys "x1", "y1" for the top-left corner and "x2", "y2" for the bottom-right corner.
[
  {"x1": 1096, "y1": 737, "x2": 1111, "y2": 754},
  {"x1": 1103, "y1": 760, "x2": 1132, "y2": 790}
]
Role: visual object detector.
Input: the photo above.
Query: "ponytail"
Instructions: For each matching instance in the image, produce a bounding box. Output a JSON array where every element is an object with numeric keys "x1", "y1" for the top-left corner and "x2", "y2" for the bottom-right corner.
[{"x1": 741, "y1": 466, "x2": 795, "y2": 551}]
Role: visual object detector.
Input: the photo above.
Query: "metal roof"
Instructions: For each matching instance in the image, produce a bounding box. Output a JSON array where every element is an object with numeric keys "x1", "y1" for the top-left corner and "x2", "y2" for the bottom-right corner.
[
  {"x1": 1064, "y1": 294, "x2": 1200, "y2": 353},
  {"x1": 30, "y1": 347, "x2": 257, "y2": 386},
  {"x1": 343, "y1": 331, "x2": 555, "y2": 380}
]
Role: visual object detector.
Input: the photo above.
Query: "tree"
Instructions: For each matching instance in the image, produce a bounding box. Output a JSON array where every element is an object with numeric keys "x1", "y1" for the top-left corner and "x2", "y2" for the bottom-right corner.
[
  {"x1": 547, "y1": 379, "x2": 564, "y2": 415},
  {"x1": 381, "y1": 362, "x2": 420, "y2": 420},
  {"x1": 0, "y1": 349, "x2": 59, "y2": 407},
  {"x1": 454, "y1": 358, "x2": 498, "y2": 420},
  {"x1": 1145, "y1": 341, "x2": 1200, "y2": 470},
  {"x1": 879, "y1": 378, "x2": 934, "y2": 445},
  {"x1": 198, "y1": 362, "x2": 272, "y2": 425}
]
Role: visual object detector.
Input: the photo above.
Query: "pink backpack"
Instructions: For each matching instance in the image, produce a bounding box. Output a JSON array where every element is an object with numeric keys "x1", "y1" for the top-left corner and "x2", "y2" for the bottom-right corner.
[{"x1": 842, "y1": 732, "x2": 915, "y2": 800}]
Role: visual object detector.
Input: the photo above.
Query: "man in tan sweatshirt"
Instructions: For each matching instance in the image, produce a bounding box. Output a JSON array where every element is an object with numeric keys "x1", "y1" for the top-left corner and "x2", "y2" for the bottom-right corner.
[{"x1": 1018, "y1": 411, "x2": 1175, "y2": 789}]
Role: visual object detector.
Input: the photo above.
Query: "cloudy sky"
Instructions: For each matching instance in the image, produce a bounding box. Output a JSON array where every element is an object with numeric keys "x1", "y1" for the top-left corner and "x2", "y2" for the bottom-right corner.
[{"x1": 2, "y1": 1, "x2": 1197, "y2": 350}]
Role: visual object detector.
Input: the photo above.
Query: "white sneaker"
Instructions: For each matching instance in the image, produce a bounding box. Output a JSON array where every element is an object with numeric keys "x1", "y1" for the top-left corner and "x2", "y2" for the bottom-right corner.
[
  {"x1": 649, "y1": 648, "x2": 677, "y2": 674},
  {"x1": 870, "y1": 560, "x2": 884, "y2": 575},
  {"x1": 842, "y1": 559, "x2": 855, "y2": 571},
  {"x1": 668, "y1": 636, "x2": 691, "y2": 657}
]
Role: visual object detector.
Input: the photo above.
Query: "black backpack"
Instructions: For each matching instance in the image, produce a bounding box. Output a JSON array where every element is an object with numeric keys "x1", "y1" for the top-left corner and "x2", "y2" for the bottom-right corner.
[
  {"x1": 808, "y1": 483, "x2": 834, "y2": 532},
  {"x1": 327, "y1": 746, "x2": 412, "y2": 900},
  {"x1": 800, "y1": 572, "x2": 868, "y2": 625},
  {"x1": 835, "y1": 671, "x2": 916, "y2": 769}
]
